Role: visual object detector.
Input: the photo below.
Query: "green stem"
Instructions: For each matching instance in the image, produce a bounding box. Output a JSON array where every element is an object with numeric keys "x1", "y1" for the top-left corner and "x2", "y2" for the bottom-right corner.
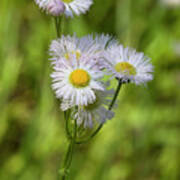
[
  {"x1": 75, "y1": 79, "x2": 123, "y2": 144},
  {"x1": 108, "y1": 79, "x2": 122, "y2": 111},
  {"x1": 54, "y1": 17, "x2": 60, "y2": 38},
  {"x1": 60, "y1": 120, "x2": 77, "y2": 180},
  {"x1": 54, "y1": 16, "x2": 65, "y2": 38},
  {"x1": 64, "y1": 111, "x2": 72, "y2": 140}
]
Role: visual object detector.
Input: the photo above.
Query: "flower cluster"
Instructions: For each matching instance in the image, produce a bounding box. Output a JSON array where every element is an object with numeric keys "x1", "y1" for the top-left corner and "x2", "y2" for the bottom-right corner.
[
  {"x1": 49, "y1": 34, "x2": 153, "y2": 128},
  {"x1": 34, "y1": 0, "x2": 154, "y2": 178},
  {"x1": 34, "y1": 0, "x2": 153, "y2": 128}
]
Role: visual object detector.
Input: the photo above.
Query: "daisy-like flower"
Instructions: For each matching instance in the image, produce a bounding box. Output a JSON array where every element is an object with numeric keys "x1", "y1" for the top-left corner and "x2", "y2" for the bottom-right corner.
[
  {"x1": 50, "y1": 34, "x2": 117, "y2": 66},
  {"x1": 62, "y1": 89, "x2": 115, "y2": 128},
  {"x1": 34, "y1": 0, "x2": 93, "y2": 17},
  {"x1": 51, "y1": 52, "x2": 104, "y2": 106},
  {"x1": 102, "y1": 45, "x2": 153, "y2": 85}
]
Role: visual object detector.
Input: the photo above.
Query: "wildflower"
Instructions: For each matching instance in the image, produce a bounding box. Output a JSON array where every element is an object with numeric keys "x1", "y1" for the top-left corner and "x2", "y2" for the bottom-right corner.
[
  {"x1": 34, "y1": 0, "x2": 93, "y2": 17},
  {"x1": 51, "y1": 52, "x2": 104, "y2": 106},
  {"x1": 49, "y1": 34, "x2": 117, "y2": 66},
  {"x1": 102, "y1": 45, "x2": 153, "y2": 85},
  {"x1": 62, "y1": 89, "x2": 115, "y2": 128}
]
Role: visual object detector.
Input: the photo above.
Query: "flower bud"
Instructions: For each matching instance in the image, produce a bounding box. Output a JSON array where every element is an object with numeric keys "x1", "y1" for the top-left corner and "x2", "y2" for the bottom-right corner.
[{"x1": 47, "y1": 0, "x2": 65, "y2": 16}]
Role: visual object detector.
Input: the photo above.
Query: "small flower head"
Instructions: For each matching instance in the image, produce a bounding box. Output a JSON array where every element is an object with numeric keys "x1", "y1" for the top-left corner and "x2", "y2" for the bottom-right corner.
[
  {"x1": 51, "y1": 50, "x2": 104, "y2": 106},
  {"x1": 34, "y1": 0, "x2": 93, "y2": 17},
  {"x1": 50, "y1": 34, "x2": 117, "y2": 66},
  {"x1": 102, "y1": 45, "x2": 153, "y2": 85},
  {"x1": 76, "y1": 90, "x2": 114, "y2": 128},
  {"x1": 62, "y1": 88, "x2": 115, "y2": 128}
]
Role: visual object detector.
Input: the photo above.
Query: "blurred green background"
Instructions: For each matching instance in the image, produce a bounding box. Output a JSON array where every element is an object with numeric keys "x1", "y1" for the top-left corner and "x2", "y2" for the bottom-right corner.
[{"x1": 0, "y1": 0, "x2": 180, "y2": 179}]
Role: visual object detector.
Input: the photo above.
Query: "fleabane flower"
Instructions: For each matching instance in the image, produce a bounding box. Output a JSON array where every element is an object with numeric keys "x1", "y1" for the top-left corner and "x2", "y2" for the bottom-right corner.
[
  {"x1": 51, "y1": 53, "x2": 104, "y2": 106},
  {"x1": 50, "y1": 34, "x2": 117, "y2": 66},
  {"x1": 102, "y1": 45, "x2": 153, "y2": 85},
  {"x1": 62, "y1": 89, "x2": 115, "y2": 128},
  {"x1": 34, "y1": 0, "x2": 93, "y2": 17}
]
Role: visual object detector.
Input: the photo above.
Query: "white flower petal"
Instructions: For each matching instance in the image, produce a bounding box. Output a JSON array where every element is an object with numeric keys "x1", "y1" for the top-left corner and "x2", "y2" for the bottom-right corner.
[{"x1": 102, "y1": 45, "x2": 154, "y2": 85}]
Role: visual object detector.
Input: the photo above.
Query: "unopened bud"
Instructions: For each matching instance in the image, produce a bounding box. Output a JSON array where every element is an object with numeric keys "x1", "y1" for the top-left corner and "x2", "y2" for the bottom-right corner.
[{"x1": 47, "y1": 0, "x2": 65, "y2": 16}]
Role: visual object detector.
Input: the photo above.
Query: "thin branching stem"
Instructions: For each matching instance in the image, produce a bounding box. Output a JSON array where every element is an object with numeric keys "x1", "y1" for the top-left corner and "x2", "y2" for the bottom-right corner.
[
  {"x1": 54, "y1": 16, "x2": 64, "y2": 38},
  {"x1": 60, "y1": 120, "x2": 77, "y2": 180},
  {"x1": 54, "y1": 17, "x2": 60, "y2": 38},
  {"x1": 108, "y1": 79, "x2": 122, "y2": 111}
]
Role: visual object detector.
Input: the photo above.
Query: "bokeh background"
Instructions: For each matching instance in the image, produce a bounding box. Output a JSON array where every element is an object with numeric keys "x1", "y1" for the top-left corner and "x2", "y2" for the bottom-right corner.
[{"x1": 0, "y1": 0, "x2": 180, "y2": 179}]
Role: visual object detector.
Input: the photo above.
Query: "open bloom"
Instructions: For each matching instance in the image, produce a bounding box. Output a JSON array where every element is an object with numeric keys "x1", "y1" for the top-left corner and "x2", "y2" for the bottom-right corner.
[
  {"x1": 50, "y1": 34, "x2": 117, "y2": 66},
  {"x1": 62, "y1": 88, "x2": 115, "y2": 128},
  {"x1": 102, "y1": 45, "x2": 153, "y2": 85},
  {"x1": 34, "y1": 0, "x2": 93, "y2": 17},
  {"x1": 51, "y1": 52, "x2": 104, "y2": 106},
  {"x1": 75, "y1": 90, "x2": 115, "y2": 128}
]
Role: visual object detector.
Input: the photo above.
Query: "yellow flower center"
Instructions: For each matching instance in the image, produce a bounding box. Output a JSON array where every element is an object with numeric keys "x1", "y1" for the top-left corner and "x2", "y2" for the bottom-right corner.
[
  {"x1": 62, "y1": 0, "x2": 73, "y2": 3},
  {"x1": 115, "y1": 62, "x2": 136, "y2": 76},
  {"x1": 70, "y1": 69, "x2": 90, "y2": 88},
  {"x1": 64, "y1": 50, "x2": 81, "y2": 60}
]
